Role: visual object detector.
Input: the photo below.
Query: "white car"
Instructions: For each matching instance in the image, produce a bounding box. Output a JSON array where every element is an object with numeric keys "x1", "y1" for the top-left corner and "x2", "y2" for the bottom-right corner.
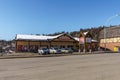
[
  {"x1": 49, "y1": 48, "x2": 57, "y2": 54},
  {"x1": 38, "y1": 48, "x2": 49, "y2": 55}
]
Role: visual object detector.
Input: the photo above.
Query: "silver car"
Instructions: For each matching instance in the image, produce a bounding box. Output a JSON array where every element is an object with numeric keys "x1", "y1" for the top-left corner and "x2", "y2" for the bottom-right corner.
[{"x1": 60, "y1": 48, "x2": 73, "y2": 54}]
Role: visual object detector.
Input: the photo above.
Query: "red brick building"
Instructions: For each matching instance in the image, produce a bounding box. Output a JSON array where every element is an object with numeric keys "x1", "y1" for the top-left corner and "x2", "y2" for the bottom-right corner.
[{"x1": 99, "y1": 26, "x2": 120, "y2": 52}]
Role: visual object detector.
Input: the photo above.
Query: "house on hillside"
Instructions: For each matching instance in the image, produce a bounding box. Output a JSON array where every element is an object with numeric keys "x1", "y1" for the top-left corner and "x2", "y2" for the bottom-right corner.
[{"x1": 0, "y1": 40, "x2": 15, "y2": 52}]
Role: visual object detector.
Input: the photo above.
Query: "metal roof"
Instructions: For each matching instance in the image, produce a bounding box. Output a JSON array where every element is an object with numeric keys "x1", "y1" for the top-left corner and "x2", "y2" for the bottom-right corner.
[{"x1": 16, "y1": 33, "x2": 76, "y2": 41}]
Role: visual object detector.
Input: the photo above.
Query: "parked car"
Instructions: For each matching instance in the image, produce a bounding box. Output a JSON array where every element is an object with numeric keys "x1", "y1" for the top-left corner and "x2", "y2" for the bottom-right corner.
[
  {"x1": 60, "y1": 48, "x2": 73, "y2": 54},
  {"x1": 49, "y1": 48, "x2": 57, "y2": 54},
  {"x1": 54, "y1": 47, "x2": 61, "y2": 54},
  {"x1": 38, "y1": 48, "x2": 49, "y2": 55}
]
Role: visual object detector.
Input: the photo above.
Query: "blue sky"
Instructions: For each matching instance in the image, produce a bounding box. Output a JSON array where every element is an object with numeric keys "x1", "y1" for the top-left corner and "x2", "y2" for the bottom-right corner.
[{"x1": 0, "y1": 0, "x2": 120, "y2": 40}]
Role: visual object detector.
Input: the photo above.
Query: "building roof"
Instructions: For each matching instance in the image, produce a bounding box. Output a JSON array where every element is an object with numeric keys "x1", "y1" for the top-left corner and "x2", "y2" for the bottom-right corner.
[
  {"x1": 16, "y1": 33, "x2": 98, "y2": 42},
  {"x1": 79, "y1": 31, "x2": 93, "y2": 38},
  {"x1": 99, "y1": 26, "x2": 120, "y2": 39},
  {"x1": 16, "y1": 33, "x2": 77, "y2": 41},
  {"x1": 83, "y1": 32, "x2": 89, "y2": 35}
]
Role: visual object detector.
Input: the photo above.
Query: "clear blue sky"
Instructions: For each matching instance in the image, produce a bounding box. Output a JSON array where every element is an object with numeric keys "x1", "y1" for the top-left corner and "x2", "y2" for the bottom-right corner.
[{"x1": 0, "y1": 0, "x2": 120, "y2": 40}]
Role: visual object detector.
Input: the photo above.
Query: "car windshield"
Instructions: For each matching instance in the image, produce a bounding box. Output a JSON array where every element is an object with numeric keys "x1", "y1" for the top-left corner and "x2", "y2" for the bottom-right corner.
[
  {"x1": 42, "y1": 48, "x2": 47, "y2": 50},
  {"x1": 54, "y1": 48, "x2": 58, "y2": 50}
]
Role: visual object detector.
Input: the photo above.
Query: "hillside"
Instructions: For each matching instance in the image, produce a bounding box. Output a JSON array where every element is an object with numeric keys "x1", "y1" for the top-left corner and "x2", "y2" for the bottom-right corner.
[{"x1": 46, "y1": 26, "x2": 104, "y2": 40}]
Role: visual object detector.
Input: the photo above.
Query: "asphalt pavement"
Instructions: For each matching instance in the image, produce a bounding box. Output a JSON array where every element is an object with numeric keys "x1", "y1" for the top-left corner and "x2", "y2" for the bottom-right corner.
[{"x1": 0, "y1": 53, "x2": 120, "y2": 80}]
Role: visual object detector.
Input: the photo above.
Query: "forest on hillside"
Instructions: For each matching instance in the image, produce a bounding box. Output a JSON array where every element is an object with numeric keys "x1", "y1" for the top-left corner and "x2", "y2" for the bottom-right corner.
[{"x1": 46, "y1": 26, "x2": 104, "y2": 40}]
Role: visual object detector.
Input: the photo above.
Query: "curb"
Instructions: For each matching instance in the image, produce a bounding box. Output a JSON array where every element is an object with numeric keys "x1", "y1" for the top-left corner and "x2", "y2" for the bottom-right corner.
[{"x1": 0, "y1": 52, "x2": 117, "y2": 59}]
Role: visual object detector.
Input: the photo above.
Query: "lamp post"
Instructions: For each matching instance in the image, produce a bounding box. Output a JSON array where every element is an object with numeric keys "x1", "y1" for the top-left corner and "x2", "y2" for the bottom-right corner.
[{"x1": 104, "y1": 14, "x2": 120, "y2": 51}]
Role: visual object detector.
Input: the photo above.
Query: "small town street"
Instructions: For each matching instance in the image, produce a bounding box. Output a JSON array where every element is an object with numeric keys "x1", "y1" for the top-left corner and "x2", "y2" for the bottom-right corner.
[{"x1": 0, "y1": 53, "x2": 120, "y2": 80}]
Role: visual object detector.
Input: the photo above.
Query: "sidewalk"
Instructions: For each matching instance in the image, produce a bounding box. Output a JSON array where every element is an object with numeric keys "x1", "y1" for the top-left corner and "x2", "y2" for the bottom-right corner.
[
  {"x1": 0, "y1": 52, "x2": 112, "y2": 59},
  {"x1": 0, "y1": 53, "x2": 41, "y2": 59},
  {"x1": 0, "y1": 52, "x2": 79, "y2": 59}
]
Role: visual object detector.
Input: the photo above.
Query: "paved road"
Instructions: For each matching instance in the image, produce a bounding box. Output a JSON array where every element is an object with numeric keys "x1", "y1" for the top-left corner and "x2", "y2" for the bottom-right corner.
[{"x1": 0, "y1": 53, "x2": 120, "y2": 80}]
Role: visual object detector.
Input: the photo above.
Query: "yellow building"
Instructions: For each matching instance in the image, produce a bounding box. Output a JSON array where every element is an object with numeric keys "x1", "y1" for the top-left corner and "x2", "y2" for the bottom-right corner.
[
  {"x1": 99, "y1": 26, "x2": 120, "y2": 52},
  {"x1": 15, "y1": 33, "x2": 79, "y2": 52}
]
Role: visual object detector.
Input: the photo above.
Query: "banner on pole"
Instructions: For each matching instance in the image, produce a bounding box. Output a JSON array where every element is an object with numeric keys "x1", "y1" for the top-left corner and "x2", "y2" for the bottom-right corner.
[
  {"x1": 86, "y1": 38, "x2": 91, "y2": 43},
  {"x1": 79, "y1": 37, "x2": 84, "y2": 44}
]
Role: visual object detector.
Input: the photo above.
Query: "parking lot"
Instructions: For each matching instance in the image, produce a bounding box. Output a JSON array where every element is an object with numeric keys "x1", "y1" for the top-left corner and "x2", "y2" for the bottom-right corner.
[{"x1": 0, "y1": 53, "x2": 120, "y2": 80}]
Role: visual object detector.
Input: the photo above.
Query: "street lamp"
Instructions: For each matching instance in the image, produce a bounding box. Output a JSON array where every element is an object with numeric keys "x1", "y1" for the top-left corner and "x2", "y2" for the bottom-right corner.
[{"x1": 104, "y1": 14, "x2": 120, "y2": 51}]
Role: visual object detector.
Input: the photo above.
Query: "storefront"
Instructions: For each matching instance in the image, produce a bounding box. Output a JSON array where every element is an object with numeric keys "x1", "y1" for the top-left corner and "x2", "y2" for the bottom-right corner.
[
  {"x1": 79, "y1": 32, "x2": 98, "y2": 52},
  {"x1": 15, "y1": 33, "x2": 78, "y2": 52}
]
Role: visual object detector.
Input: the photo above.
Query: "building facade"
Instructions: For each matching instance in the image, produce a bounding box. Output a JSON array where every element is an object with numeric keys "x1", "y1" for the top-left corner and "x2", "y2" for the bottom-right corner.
[
  {"x1": 79, "y1": 32, "x2": 98, "y2": 52},
  {"x1": 99, "y1": 26, "x2": 120, "y2": 51},
  {"x1": 15, "y1": 33, "x2": 79, "y2": 52}
]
